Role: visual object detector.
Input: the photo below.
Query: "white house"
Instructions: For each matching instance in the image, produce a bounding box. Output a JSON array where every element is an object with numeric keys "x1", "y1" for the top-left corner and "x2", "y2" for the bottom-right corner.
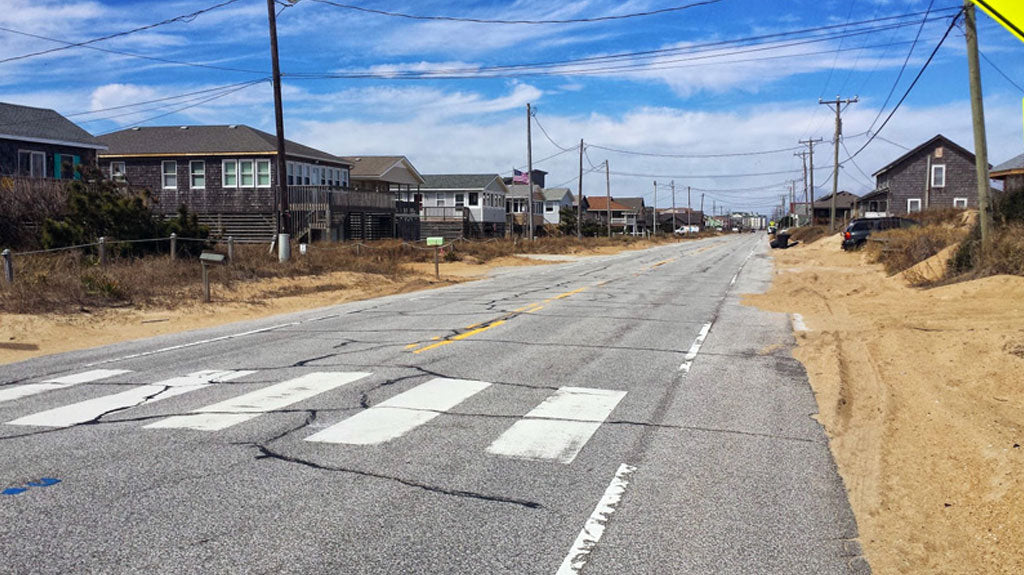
[
  {"x1": 419, "y1": 174, "x2": 509, "y2": 237},
  {"x1": 541, "y1": 187, "x2": 574, "y2": 225}
]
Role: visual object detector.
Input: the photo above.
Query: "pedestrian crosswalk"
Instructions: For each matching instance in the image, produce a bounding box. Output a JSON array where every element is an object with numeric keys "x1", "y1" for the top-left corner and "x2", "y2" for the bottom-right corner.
[{"x1": 1, "y1": 368, "x2": 625, "y2": 464}]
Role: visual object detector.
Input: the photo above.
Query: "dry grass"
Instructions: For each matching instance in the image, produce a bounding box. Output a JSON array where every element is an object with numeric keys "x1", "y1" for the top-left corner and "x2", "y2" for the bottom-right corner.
[
  {"x1": 866, "y1": 225, "x2": 967, "y2": 276},
  {"x1": 0, "y1": 234, "x2": 694, "y2": 313},
  {"x1": 786, "y1": 225, "x2": 830, "y2": 245},
  {"x1": 948, "y1": 223, "x2": 1024, "y2": 280}
]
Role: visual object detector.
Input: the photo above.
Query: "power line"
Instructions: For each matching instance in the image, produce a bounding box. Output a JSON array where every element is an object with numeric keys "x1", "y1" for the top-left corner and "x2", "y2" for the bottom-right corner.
[
  {"x1": 309, "y1": 0, "x2": 721, "y2": 25},
  {"x1": 587, "y1": 143, "x2": 803, "y2": 158},
  {"x1": 866, "y1": 0, "x2": 936, "y2": 134},
  {"x1": 0, "y1": 25, "x2": 266, "y2": 74},
  {"x1": 530, "y1": 111, "x2": 574, "y2": 152},
  {"x1": 845, "y1": 8, "x2": 962, "y2": 163},
  {"x1": 102, "y1": 79, "x2": 267, "y2": 131},
  {"x1": 0, "y1": 0, "x2": 242, "y2": 66},
  {"x1": 978, "y1": 47, "x2": 1024, "y2": 94}
]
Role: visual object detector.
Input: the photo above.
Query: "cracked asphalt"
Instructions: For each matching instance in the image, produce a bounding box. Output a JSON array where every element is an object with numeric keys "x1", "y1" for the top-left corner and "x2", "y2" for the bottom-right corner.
[{"x1": 0, "y1": 234, "x2": 868, "y2": 574}]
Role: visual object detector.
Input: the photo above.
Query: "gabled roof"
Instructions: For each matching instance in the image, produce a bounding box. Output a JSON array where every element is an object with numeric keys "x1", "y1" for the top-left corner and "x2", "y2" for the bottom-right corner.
[
  {"x1": 421, "y1": 173, "x2": 506, "y2": 192},
  {"x1": 991, "y1": 152, "x2": 1024, "y2": 178},
  {"x1": 98, "y1": 125, "x2": 346, "y2": 164},
  {"x1": 617, "y1": 197, "x2": 646, "y2": 211},
  {"x1": 813, "y1": 190, "x2": 860, "y2": 209},
  {"x1": 341, "y1": 155, "x2": 425, "y2": 184},
  {"x1": 542, "y1": 187, "x2": 572, "y2": 201},
  {"x1": 585, "y1": 196, "x2": 632, "y2": 211},
  {"x1": 0, "y1": 102, "x2": 105, "y2": 150},
  {"x1": 872, "y1": 134, "x2": 976, "y2": 177},
  {"x1": 856, "y1": 188, "x2": 890, "y2": 203},
  {"x1": 506, "y1": 183, "x2": 545, "y2": 201}
]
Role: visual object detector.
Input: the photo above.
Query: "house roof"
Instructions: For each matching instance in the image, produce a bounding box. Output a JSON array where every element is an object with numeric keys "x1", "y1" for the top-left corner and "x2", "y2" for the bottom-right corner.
[
  {"x1": 617, "y1": 197, "x2": 646, "y2": 211},
  {"x1": 585, "y1": 196, "x2": 632, "y2": 211},
  {"x1": 98, "y1": 125, "x2": 346, "y2": 164},
  {"x1": 813, "y1": 190, "x2": 860, "y2": 209},
  {"x1": 872, "y1": 134, "x2": 977, "y2": 177},
  {"x1": 341, "y1": 155, "x2": 425, "y2": 184},
  {"x1": 991, "y1": 152, "x2": 1024, "y2": 178},
  {"x1": 0, "y1": 101, "x2": 105, "y2": 150},
  {"x1": 856, "y1": 188, "x2": 890, "y2": 203},
  {"x1": 421, "y1": 173, "x2": 505, "y2": 191},
  {"x1": 542, "y1": 187, "x2": 571, "y2": 201},
  {"x1": 507, "y1": 183, "x2": 545, "y2": 201}
]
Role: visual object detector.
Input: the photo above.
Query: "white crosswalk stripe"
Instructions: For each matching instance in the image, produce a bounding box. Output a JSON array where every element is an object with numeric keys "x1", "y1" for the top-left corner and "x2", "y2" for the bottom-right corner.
[
  {"x1": 144, "y1": 372, "x2": 371, "y2": 431},
  {"x1": 0, "y1": 369, "x2": 131, "y2": 404},
  {"x1": 304, "y1": 377, "x2": 491, "y2": 445},
  {"x1": 486, "y1": 387, "x2": 626, "y2": 464},
  {"x1": 6, "y1": 370, "x2": 254, "y2": 428}
]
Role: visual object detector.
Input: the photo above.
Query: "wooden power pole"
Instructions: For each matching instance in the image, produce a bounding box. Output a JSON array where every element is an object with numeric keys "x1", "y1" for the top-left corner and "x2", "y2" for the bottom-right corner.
[
  {"x1": 267, "y1": 0, "x2": 290, "y2": 261},
  {"x1": 605, "y1": 160, "x2": 611, "y2": 238},
  {"x1": 799, "y1": 137, "x2": 823, "y2": 224},
  {"x1": 964, "y1": 1, "x2": 993, "y2": 249},
  {"x1": 526, "y1": 103, "x2": 534, "y2": 241},
  {"x1": 671, "y1": 180, "x2": 677, "y2": 233},
  {"x1": 577, "y1": 139, "x2": 584, "y2": 239},
  {"x1": 819, "y1": 96, "x2": 858, "y2": 230}
]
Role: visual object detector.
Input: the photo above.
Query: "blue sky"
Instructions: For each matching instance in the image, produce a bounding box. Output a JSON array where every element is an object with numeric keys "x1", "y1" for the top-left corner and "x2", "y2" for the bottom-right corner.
[{"x1": 1, "y1": 0, "x2": 1022, "y2": 213}]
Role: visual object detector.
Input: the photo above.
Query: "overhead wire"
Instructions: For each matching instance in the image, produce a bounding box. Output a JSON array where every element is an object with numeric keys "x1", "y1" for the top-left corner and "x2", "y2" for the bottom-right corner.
[
  {"x1": 308, "y1": 0, "x2": 722, "y2": 25},
  {"x1": 0, "y1": 0, "x2": 242, "y2": 65},
  {"x1": 866, "y1": 0, "x2": 936, "y2": 134}
]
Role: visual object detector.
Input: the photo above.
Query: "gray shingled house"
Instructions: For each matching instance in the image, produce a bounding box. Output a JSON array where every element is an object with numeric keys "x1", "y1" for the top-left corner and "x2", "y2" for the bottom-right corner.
[
  {"x1": 857, "y1": 134, "x2": 985, "y2": 217},
  {"x1": 342, "y1": 155, "x2": 425, "y2": 241},
  {"x1": 419, "y1": 174, "x2": 509, "y2": 239},
  {"x1": 98, "y1": 125, "x2": 393, "y2": 242},
  {"x1": 991, "y1": 153, "x2": 1024, "y2": 195},
  {"x1": 0, "y1": 102, "x2": 106, "y2": 181}
]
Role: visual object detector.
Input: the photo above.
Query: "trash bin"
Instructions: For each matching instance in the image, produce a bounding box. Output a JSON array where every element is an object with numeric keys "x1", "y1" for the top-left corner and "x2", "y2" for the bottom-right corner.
[{"x1": 770, "y1": 232, "x2": 791, "y2": 249}]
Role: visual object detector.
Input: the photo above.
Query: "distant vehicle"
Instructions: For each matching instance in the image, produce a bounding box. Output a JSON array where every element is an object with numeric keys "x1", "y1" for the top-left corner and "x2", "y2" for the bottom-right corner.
[
  {"x1": 767, "y1": 225, "x2": 777, "y2": 234},
  {"x1": 674, "y1": 226, "x2": 699, "y2": 235},
  {"x1": 731, "y1": 227, "x2": 739, "y2": 233},
  {"x1": 841, "y1": 217, "x2": 918, "y2": 251}
]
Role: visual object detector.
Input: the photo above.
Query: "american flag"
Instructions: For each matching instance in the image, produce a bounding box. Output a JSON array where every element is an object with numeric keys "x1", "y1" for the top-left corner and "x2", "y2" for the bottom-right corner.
[{"x1": 512, "y1": 169, "x2": 529, "y2": 184}]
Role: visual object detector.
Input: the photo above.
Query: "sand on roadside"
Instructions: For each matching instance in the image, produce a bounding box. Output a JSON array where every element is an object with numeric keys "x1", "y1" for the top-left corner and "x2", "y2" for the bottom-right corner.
[{"x1": 744, "y1": 235, "x2": 1024, "y2": 574}]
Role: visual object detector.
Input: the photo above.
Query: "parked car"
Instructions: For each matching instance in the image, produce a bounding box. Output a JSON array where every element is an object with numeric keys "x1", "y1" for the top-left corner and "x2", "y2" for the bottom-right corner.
[{"x1": 841, "y1": 217, "x2": 918, "y2": 251}]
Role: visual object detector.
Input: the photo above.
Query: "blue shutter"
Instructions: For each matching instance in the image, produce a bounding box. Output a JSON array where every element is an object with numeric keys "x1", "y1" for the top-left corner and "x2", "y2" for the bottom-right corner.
[
  {"x1": 73, "y1": 155, "x2": 81, "y2": 180},
  {"x1": 54, "y1": 154, "x2": 62, "y2": 179}
]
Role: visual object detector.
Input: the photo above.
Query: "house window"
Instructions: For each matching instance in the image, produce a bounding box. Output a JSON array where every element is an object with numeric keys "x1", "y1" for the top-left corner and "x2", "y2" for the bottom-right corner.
[
  {"x1": 17, "y1": 150, "x2": 45, "y2": 178},
  {"x1": 468, "y1": 192, "x2": 479, "y2": 206},
  {"x1": 340, "y1": 168, "x2": 349, "y2": 187},
  {"x1": 110, "y1": 161, "x2": 126, "y2": 182},
  {"x1": 326, "y1": 169, "x2": 334, "y2": 187},
  {"x1": 311, "y1": 167, "x2": 319, "y2": 187},
  {"x1": 953, "y1": 197, "x2": 968, "y2": 209},
  {"x1": 320, "y1": 167, "x2": 327, "y2": 186},
  {"x1": 256, "y1": 159, "x2": 271, "y2": 187},
  {"x1": 907, "y1": 198, "x2": 922, "y2": 213},
  {"x1": 545, "y1": 203, "x2": 554, "y2": 212},
  {"x1": 56, "y1": 154, "x2": 80, "y2": 180},
  {"x1": 436, "y1": 198, "x2": 445, "y2": 207},
  {"x1": 303, "y1": 164, "x2": 310, "y2": 185},
  {"x1": 190, "y1": 160, "x2": 205, "y2": 189},
  {"x1": 455, "y1": 193, "x2": 465, "y2": 207},
  {"x1": 239, "y1": 160, "x2": 255, "y2": 187},
  {"x1": 287, "y1": 162, "x2": 294, "y2": 186},
  {"x1": 223, "y1": 160, "x2": 237, "y2": 187},
  {"x1": 162, "y1": 160, "x2": 177, "y2": 189},
  {"x1": 931, "y1": 164, "x2": 946, "y2": 188}
]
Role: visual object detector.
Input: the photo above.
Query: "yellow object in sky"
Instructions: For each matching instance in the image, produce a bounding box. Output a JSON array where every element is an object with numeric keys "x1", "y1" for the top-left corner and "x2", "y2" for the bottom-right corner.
[{"x1": 971, "y1": 1, "x2": 1024, "y2": 43}]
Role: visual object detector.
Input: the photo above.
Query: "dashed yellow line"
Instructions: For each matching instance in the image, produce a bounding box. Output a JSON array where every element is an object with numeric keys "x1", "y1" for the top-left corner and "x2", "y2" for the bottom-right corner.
[
  {"x1": 552, "y1": 287, "x2": 587, "y2": 300},
  {"x1": 524, "y1": 305, "x2": 544, "y2": 313},
  {"x1": 413, "y1": 320, "x2": 507, "y2": 354}
]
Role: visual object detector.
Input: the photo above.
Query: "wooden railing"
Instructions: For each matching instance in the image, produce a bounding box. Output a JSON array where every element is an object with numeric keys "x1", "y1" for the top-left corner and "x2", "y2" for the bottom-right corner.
[
  {"x1": 288, "y1": 187, "x2": 395, "y2": 212},
  {"x1": 422, "y1": 206, "x2": 467, "y2": 221}
]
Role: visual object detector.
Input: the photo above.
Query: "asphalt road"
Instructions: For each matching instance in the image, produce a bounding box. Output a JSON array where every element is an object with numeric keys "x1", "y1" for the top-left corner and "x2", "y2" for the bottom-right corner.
[{"x1": 0, "y1": 234, "x2": 869, "y2": 574}]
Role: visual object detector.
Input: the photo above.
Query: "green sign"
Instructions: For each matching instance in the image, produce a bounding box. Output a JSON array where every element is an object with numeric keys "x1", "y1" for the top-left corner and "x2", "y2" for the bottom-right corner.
[{"x1": 426, "y1": 237, "x2": 444, "y2": 246}]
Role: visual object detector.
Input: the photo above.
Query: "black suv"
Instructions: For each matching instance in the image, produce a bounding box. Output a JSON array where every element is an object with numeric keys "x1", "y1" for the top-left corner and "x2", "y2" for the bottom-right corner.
[{"x1": 841, "y1": 217, "x2": 918, "y2": 251}]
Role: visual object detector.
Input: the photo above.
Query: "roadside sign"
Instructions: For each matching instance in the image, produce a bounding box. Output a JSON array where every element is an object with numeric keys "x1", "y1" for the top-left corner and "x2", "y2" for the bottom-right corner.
[
  {"x1": 971, "y1": 1, "x2": 1024, "y2": 43},
  {"x1": 426, "y1": 237, "x2": 444, "y2": 246}
]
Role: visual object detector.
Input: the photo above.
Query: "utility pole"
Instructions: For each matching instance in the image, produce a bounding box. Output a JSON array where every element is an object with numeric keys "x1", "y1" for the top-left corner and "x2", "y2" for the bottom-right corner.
[
  {"x1": 686, "y1": 185, "x2": 692, "y2": 231},
  {"x1": 819, "y1": 96, "x2": 858, "y2": 230},
  {"x1": 605, "y1": 160, "x2": 612, "y2": 238},
  {"x1": 653, "y1": 181, "x2": 658, "y2": 235},
  {"x1": 699, "y1": 192, "x2": 704, "y2": 230},
  {"x1": 267, "y1": 0, "x2": 290, "y2": 262},
  {"x1": 795, "y1": 150, "x2": 808, "y2": 221},
  {"x1": 526, "y1": 103, "x2": 534, "y2": 241},
  {"x1": 577, "y1": 138, "x2": 584, "y2": 239},
  {"x1": 671, "y1": 180, "x2": 677, "y2": 233},
  {"x1": 799, "y1": 137, "x2": 823, "y2": 225},
  {"x1": 964, "y1": 1, "x2": 993, "y2": 249}
]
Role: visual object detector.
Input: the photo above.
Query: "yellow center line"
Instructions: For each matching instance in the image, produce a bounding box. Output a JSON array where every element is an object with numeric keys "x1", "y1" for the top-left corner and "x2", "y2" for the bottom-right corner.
[
  {"x1": 404, "y1": 343, "x2": 421, "y2": 350},
  {"x1": 413, "y1": 320, "x2": 508, "y2": 354},
  {"x1": 552, "y1": 287, "x2": 587, "y2": 300},
  {"x1": 525, "y1": 305, "x2": 544, "y2": 313}
]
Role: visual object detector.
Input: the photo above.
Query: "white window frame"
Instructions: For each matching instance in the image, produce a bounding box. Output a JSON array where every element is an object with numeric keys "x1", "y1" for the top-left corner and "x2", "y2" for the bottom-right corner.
[
  {"x1": 222, "y1": 159, "x2": 238, "y2": 188},
  {"x1": 239, "y1": 159, "x2": 255, "y2": 187},
  {"x1": 110, "y1": 161, "x2": 126, "y2": 183},
  {"x1": 455, "y1": 193, "x2": 465, "y2": 207},
  {"x1": 953, "y1": 197, "x2": 968, "y2": 209},
  {"x1": 256, "y1": 159, "x2": 271, "y2": 188},
  {"x1": 189, "y1": 160, "x2": 205, "y2": 190},
  {"x1": 303, "y1": 164, "x2": 310, "y2": 185},
  {"x1": 161, "y1": 160, "x2": 177, "y2": 190},
  {"x1": 18, "y1": 150, "x2": 46, "y2": 178},
  {"x1": 907, "y1": 198, "x2": 922, "y2": 213},
  {"x1": 286, "y1": 162, "x2": 294, "y2": 186},
  {"x1": 931, "y1": 164, "x2": 946, "y2": 188}
]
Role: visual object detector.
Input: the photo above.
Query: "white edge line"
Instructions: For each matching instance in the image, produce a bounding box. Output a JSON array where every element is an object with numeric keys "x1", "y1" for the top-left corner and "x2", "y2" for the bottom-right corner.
[
  {"x1": 679, "y1": 321, "x2": 713, "y2": 372},
  {"x1": 555, "y1": 463, "x2": 637, "y2": 575}
]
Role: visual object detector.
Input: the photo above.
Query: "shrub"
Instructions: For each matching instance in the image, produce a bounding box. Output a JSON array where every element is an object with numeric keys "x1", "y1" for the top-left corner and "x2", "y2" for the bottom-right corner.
[{"x1": 868, "y1": 225, "x2": 965, "y2": 275}]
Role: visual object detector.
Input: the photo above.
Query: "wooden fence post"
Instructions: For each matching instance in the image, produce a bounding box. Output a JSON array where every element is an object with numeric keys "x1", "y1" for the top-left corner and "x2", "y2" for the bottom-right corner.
[
  {"x1": 98, "y1": 237, "x2": 107, "y2": 266},
  {"x1": 2, "y1": 249, "x2": 12, "y2": 283},
  {"x1": 169, "y1": 232, "x2": 177, "y2": 261},
  {"x1": 227, "y1": 236, "x2": 234, "y2": 262}
]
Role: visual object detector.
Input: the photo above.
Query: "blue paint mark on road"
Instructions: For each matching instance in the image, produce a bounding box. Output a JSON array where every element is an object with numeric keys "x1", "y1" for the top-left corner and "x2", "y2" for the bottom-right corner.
[{"x1": 2, "y1": 477, "x2": 61, "y2": 496}]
